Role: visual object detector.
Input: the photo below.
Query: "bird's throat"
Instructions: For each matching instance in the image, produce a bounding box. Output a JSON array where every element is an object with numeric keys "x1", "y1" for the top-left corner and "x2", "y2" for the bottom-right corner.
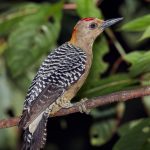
[{"x1": 70, "y1": 29, "x2": 77, "y2": 45}]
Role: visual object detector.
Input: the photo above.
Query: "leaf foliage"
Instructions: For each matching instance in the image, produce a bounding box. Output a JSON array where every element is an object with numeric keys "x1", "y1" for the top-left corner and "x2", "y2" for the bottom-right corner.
[{"x1": 0, "y1": 0, "x2": 150, "y2": 149}]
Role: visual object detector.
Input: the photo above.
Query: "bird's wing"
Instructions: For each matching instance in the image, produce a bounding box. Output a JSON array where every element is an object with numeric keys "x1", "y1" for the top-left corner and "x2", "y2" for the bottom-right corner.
[{"x1": 19, "y1": 43, "x2": 86, "y2": 129}]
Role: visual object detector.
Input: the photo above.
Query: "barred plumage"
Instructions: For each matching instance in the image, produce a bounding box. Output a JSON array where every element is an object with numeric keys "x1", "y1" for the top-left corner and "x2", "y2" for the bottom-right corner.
[
  {"x1": 24, "y1": 42, "x2": 86, "y2": 110},
  {"x1": 19, "y1": 42, "x2": 87, "y2": 149},
  {"x1": 22, "y1": 112, "x2": 48, "y2": 150}
]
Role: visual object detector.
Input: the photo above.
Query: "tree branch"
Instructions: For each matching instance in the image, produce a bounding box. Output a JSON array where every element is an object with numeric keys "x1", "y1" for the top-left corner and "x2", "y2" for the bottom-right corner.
[
  {"x1": 0, "y1": 86, "x2": 150, "y2": 129},
  {"x1": 63, "y1": 0, "x2": 102, "y2": 10},
  {"x1": 63, "y1": 3, "x2": 77, "y2": 10}
]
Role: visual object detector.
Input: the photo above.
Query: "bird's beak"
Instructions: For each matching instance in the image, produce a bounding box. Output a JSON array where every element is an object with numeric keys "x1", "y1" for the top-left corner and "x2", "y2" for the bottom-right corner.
[{"x1": 101, "y1": 18, "x2": 123, "y2": 30}]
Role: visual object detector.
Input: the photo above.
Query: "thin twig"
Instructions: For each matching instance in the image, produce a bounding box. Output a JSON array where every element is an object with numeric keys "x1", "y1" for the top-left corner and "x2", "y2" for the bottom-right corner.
[
  {"x1": 63, "y1": 0, "x2": 102, "y2": 10},
  {"x1": 106, "y1": 29, "x2": 126, "y2": 57},
  {"x1": 110, "y1": 57, "x2": 123, "y2": 74},
  {"x1": 0, "y1": 86, "x2": 150, "y2": 129},
  {"x1": 63, "y1": 3, "x2": 77, "y2": 10}
]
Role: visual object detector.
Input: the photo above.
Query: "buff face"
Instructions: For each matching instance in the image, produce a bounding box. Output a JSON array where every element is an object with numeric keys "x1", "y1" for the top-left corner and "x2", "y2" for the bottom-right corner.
[{"x1": 70, "y1": 17, "x2": 123, "y2": 49}]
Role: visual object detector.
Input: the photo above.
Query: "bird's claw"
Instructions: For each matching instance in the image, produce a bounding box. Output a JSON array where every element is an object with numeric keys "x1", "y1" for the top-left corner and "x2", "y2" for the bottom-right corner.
[
  {"x1": 78, "y1": 98, "x2": 90, "y2": 114},
  {"x1": 60, "y1": 101, "x2": 73, "y2": 109},
  {"x1": 60, "y1": 98, "x2": 90, "y2": 115}
]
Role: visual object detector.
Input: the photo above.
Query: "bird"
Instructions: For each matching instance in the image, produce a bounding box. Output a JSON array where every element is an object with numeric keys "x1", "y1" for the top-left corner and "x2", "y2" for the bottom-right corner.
[{"x1": 19, "y1": 17, "x2": 123, "y2": 150}]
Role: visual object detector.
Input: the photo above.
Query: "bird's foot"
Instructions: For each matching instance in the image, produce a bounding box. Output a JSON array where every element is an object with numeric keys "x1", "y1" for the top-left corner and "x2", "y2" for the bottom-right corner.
[
  {"x1": 60, "y1": 101, "x2": 74, "y2": 109},
  {"x1": 59, "y1": 98, "x2": 90, "y2": 114},
  {"x1": 78, "y1": 98, "x2": 90, "y2": 114}
]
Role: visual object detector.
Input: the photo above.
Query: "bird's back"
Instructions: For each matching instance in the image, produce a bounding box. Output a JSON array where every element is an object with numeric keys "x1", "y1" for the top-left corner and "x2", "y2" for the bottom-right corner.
[{"x1": 19, "y1": 42, "x2": 87, "y2": 129}]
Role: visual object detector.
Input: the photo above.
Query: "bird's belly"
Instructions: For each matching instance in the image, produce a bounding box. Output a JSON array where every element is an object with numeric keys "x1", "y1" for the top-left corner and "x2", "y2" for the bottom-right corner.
[{"x1": 62, "y1": 54, "x2": 92, "y2": 102}]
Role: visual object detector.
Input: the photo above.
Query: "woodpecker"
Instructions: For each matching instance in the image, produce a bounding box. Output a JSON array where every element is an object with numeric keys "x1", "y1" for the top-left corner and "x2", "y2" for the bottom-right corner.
[{"x1": 19, "y1": 17, "x2": 123, "y2": 150}]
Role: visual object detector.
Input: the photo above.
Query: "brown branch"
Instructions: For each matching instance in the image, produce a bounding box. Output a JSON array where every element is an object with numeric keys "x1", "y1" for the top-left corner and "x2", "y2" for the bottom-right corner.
[
  {"x1": 63, "y1": 3, "x2": 77, "y2": 10},
  {"x1": 106, "y1": 28, "x2": 126, "y2": 57},
  {"x1": 0, "y1": 86, "x2": 150, "y2": 129},
  {"x1": 63, "y1": 0, "x2": 102, "y2": 10},
  {"x1": 110, "y1": 57, "x2": 123, "y2": 74}
]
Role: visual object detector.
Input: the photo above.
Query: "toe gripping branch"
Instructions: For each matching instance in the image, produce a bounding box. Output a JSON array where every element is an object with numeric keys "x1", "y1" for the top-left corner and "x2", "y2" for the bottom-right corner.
[
  {"x1": 78, "y1": 98, "x2": 91, "y2": 114},
  {"x1": 60, "y1": 98, "x2": 91, "y2": 114}
]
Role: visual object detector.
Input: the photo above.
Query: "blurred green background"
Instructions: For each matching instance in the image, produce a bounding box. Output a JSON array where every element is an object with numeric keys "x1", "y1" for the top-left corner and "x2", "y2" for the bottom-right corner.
[{"x1": 0, "y1": 0, "x2": 150, "y2": 150}]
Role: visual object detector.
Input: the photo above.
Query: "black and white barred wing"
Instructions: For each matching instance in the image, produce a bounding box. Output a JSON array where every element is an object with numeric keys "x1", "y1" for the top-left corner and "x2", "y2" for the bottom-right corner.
[{"x1": 19, "y1": 43, "x2": 87, "y2": 129}]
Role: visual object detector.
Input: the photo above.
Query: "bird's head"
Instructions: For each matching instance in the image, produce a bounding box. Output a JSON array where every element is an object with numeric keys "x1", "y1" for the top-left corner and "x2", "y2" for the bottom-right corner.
[{"x1": 70, "y1": 17, "x2": 123, "y2": 50}]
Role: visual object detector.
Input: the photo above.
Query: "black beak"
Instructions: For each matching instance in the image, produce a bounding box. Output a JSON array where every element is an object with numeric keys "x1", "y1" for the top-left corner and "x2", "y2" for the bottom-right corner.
[{"x1": 101, "y1": 18, "x2": 123, "y2": 30}]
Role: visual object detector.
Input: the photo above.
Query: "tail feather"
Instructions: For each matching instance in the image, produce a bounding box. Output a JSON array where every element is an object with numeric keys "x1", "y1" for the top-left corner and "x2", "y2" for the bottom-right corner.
[
  {"x1": 22, "y1": 128, "x2": 32, "y2": 150},
  {"x1": 21, "y1": 113, "x2": 48, "y2": 150}
]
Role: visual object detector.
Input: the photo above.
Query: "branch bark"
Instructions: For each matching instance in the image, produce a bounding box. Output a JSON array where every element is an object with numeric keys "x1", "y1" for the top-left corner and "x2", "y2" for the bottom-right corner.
[
  {"x1": 63, "y1": 0, "x2": 102, "y2": 10},
  {"x1": 63, "y1": 3, "x2": 77, "y2": 10},
  {"x1": 0, "y1": 86, "x2": 150, "y2": 129}
]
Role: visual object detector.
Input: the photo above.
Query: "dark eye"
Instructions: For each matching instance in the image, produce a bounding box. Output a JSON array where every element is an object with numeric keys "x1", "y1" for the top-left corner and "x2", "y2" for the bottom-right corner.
[{"x1": 89, "y1": 23, "x2": 98, "y2": 29}]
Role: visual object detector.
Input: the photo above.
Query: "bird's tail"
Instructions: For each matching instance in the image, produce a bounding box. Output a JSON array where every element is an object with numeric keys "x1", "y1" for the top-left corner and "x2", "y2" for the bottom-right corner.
[{"x1": 21, "y1": 113, "x2": 48, "y2": 150}]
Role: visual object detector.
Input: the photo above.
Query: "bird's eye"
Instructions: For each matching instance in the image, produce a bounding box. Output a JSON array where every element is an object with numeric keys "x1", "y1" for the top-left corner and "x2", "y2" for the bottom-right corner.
[{"x1": 89, "y1": 23, "x2": 98, "y2": 29}]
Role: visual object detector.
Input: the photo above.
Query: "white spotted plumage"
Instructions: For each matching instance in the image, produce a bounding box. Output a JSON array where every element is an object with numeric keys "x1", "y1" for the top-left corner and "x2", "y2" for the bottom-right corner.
[
  {"x1": 19, "y1": 42, "x2": 87, "y2": 150},
  {"x1": 23, "y1": 42, "x2": 86, "y2": 112}
]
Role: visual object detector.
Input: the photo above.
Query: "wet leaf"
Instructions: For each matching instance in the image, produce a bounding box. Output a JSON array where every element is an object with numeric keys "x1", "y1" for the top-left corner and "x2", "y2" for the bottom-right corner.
[
  {"x1": 90, "y1": 102, "x2": 125, "y2": 146},
  {"x1": 121, "y1": 14, "x2": 150, "y2": 32},
  {"x1": 78, "y1": 73, "x2": 138, "y2": 98},
  {"x1": 124, "y1": 51, "x2": 150, "y2": 77},
  {"x1": 90, "y1": 108, "x2": 117, "y2": 119},
  {"x1": 90, "y1": 119, "x2": 117, "y2": 146},
  {"x1": 140, "y1": 26, "x2": 150, "y2": 41},
  {"x1": 76, "y1": 0, "x2": 102, "y2": 18},
  {"x1": 0, "y1": 39, "x2": 7, "y2": 55},
  {"x1": 0, "y1": 59, "x2": 23, "y2": 148},
  {"x1": 90, "y1": 102, "x2": 125, "y2": 119},
  {"x1": 0, "y1": 128, "x2": 18, "y2": 149},
  {"x1": 114, "y1": 118, "x2": 150, "y2": 150},
  {"x1": 118, "y1": 119, "x2": 143, "y2": 137},
  {"x1": 5, "y1": 2, "x2": 63, "y2": 77},
  {"x1": 0, "y1": 3, "x2": 40, "y2": 35}
]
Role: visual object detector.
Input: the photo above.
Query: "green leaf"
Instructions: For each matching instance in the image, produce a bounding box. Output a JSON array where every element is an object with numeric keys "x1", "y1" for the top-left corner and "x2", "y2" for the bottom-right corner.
[
  {"x1": 0, "y1": 128, "x2": 18, "y2": 149},
  {"x1": 0, "y1": 61, "x2": 24, "y2": 116},
  {"x1": 0, "y1": 39, "x2": 7, "y2": 55},
  {"x1": 124, "y1": 51, "x2": 150, "y2": 77},
  {"x1": 0, "y1": 3, "x2": 40, "y2": 35},
  {"x1": 0, "y1": 59, "x2": 23, "y2": 148},
  {"x1": 89, "y1": 102, "x2": 125, "y2": 146},
  {"x1": 90, "y1": 102, "x2": 125, "y2": 119},
  {"x1": 78, "y1": 74, "x2": 138, "y2": 98},
  {"x1": 90, "y1": 119, "x2": 117, "y2": 146},
  {"x1": 118, "y1": 119, "x2": 143, "y2": 137},
  {"x1": 121, "y1": 14, "x2": 150, "y2": 32},
  {"x1": 140, "y1": 26, "x2": 150, "y2": 41},
  {"x1": 5, "y1": 2, "x2": 63, "y2": 77},
  {"x1": 0, "y1": 64, "x2": 12, "y2": 119},
  {"x1": 90, "y1": 108, "x2": 117, "y2": 119},
  {"x1": 113, "y1": 118, "x2": 150, "y2": 150},
  {"x1": 76, "y1": 0, "x2": 102, "y2": 18}
]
